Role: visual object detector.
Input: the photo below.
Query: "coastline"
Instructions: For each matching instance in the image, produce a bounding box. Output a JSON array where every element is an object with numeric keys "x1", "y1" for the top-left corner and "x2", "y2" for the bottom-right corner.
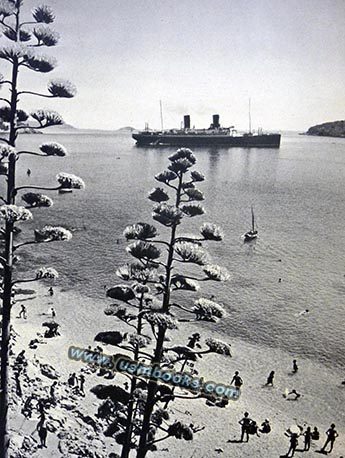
[{"x1": 9, "y1": 282, "x2": 345, "y2": 457}]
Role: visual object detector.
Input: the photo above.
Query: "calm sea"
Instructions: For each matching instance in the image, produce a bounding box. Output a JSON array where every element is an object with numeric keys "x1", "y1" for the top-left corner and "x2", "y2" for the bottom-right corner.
[{"x1": 8, "y1": 132, "x2": 345, "y2": 368}]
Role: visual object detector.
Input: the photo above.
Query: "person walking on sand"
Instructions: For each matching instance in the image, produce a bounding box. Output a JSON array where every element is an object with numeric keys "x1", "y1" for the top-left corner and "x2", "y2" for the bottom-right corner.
[
  {"x1": 231, "y1": 371, "x2": 243, "y2": 389},
  {"x1": 18, "y1": 304, "x2": 27, "y2": 319},
  {"x1": 26, "y1": 168, "x2": 31, "y2": 176},
  {"x1": 320, "y1": 424, "x2": 339, "y2": 454},
  {"x1": 285, "y1": 432, "x2": 298, "y2": 457},
  {"x1": 51, "y1": 307, "x2": 56, "y2": 318},
  {"x1": 303, "y1": 426, "x2": 312, "y2": 451},
  {"x1": 292, "y1": 359, "x2": 298, "y2": 373},
  {"x1": 265, "y1": 370, "x2": 275, "y2": 387},
  {"x1": 48, "y1": 286, "x2": 54, "y2": 296},
  {"x1": 239, "y1": 412, "x2": 251, "y2": 442}
]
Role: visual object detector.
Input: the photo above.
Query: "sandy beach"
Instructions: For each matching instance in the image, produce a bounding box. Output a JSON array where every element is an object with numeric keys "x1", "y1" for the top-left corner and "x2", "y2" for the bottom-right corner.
[{"x1": 8, "y1": 281, "x2": 345, "y2": 457}]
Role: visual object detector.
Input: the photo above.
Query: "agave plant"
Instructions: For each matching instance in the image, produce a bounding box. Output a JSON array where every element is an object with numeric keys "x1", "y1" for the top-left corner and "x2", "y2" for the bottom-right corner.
[
  {"x1": 0, "y1": 4, "x2": 82, "y2": 456},
  {"x1": 94, "y1": 149, "x2": 231, "y2": 458}
]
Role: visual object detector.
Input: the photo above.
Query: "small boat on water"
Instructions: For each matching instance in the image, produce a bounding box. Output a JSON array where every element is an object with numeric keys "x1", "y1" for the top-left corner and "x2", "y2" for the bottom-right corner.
[
  {"x1": 59, "y1": 188, "x2": 73, "y2": 194},
  {"x1": 243, "y1": 207, "x2": 258, "y2": 242},
  {"x1": 132, "y1": 114, "x2": 281, "y2": 148}
]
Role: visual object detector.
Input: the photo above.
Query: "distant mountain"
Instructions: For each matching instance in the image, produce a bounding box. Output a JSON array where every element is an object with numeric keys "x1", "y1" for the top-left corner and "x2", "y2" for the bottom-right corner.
[
  {"x1": 306, "y1": 120, "x2": 345, "y2": 138},
  {"x1": 115, "y1": 126, "x2": 136, "y2": 132}
]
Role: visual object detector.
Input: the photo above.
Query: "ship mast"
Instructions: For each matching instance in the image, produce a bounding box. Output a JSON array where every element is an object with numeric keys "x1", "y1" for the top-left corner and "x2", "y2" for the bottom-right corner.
[
  {"x1": 249, "y1": 98, "x2": 252, "y2": 134},
  {"x1": 160, "y1": 100, "x2": 164, "y2": 131}
]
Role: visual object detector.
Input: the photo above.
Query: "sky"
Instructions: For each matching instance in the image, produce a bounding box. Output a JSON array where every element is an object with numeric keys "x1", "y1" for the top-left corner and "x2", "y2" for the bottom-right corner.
[{"x1": 1, "y1": 0, "x2": 345, "y2": 131}]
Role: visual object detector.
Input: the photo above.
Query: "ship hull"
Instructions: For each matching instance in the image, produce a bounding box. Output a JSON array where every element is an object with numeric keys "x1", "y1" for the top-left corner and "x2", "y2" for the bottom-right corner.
[{"x1": 132, "y1": 132, "x2": 281, "y2": 148}]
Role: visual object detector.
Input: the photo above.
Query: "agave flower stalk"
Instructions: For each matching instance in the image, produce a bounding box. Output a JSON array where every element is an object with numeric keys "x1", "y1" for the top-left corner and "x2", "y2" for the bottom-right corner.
[{"x1": 0, "y1": 3, "x2": 80, "y2": 457}]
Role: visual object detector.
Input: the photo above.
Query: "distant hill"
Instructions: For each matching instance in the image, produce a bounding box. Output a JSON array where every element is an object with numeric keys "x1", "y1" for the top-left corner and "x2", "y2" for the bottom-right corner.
[
  {"x1": 306, "y1": 120, "x2": 345, "y2": 138},
  {"x1": 114, "y1": 126, "x2": 136, "y2": 132}
]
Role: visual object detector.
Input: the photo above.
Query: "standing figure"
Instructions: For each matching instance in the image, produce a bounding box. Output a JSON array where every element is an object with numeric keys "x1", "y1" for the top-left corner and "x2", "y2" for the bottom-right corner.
[
  {"x1": 265, "y1": 371, "x2": 275, "y2": 387},
  {"x1": 231, "y1": 371, "x2": 243, "y2": 389},
  {"x1": 37, "y1": 422, "x2": 48, "y2": 448},
  {"x1": 48, "y1": 287, "x2": 54, "y2": 296},
  {"x1": 26, "y1": 168, "x2": 31, "y2": 176},
  {"x1": 50, "y1": 381, "x2": 57, "y2": 402},
  {"x1": 292, "y1": 359, "x2": 298, "y2": 373},
  {"x1": 285, "y1": 432, "x2": 298, "y2": 457},
  {"x1": 239, "y1": 412, "x2": 251, "y2": 442},
  {"x1": 320, "y1": 424, "x2": 339, "y2": 454},
  {"x1": 304, "y1": 426, "x2": 312, "y2": 451},
  {"x1": 79, "y1": 374, "x2": 85, "y2": 395},
  {"x1": 51, "y1": 307, "x2": 56, "y2": 318}
]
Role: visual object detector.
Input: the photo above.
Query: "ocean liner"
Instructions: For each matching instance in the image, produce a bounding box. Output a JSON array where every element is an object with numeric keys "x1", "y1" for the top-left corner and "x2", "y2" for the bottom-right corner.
[{"x1": 132, "y1": 114, "x2": 281, "y2": 148}]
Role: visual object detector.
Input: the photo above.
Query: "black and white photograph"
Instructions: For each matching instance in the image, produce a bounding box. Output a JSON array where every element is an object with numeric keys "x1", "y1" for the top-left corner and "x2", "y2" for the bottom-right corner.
[{"x1": 0, "y1": 1, "x2": 344, "y2": 457}]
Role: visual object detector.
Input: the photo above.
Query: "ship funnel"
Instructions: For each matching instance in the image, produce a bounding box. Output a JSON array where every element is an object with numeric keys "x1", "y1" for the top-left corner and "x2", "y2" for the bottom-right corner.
[
  {"x1": 213, "y1": 114, "x2": 220, "y2": 128},
  {"x1": 184, "y1": 115, "x2": 190, "y2": 129}
]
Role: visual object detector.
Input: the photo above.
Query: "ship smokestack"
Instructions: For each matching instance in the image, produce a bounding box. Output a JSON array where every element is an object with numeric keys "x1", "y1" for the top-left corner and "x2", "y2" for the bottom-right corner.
[
  {"x1": 184, "y1": 115, "x2": 190, "y2": 129},
  {"x1": 213, "y1": 114, "x2": 220, "y2": 128}
]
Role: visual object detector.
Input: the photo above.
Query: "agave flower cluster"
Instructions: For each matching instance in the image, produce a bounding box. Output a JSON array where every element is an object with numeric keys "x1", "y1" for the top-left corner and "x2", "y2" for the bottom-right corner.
[
  {"x1": 35, "y1": 267, "x2": 59, "y2": 280},
  {"x1": 0, "y1": 205, "x2": 32, "y2": 223},
  {"x1": 21, "y1": 192, "x2": 53, "y2": 208},
  {"x1": 34, "y1": 225, "x2": 72, "y2": 242},
  {"x1": 56, "y1": 172, "x2": 85, "y2": 189}
]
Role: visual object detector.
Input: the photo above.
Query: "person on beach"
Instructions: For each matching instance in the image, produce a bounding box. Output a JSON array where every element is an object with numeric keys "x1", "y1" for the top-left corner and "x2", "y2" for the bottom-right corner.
[
  {"x1": 26, "y1": 168, "x2": 31, "y2": 176},
  {"x1": 37, "y1": 422, "x2": 48, "y2": 448},
  {"x1": 265, "y1": 370, "x2": 275, "y2": 387},
  {"x1": 312, "y1": 426, "x2": 320, "y2": 441},
  {"x1": 285, "y1": 389, "x2": 301, "y2": 400},
  {"x1": 320, "y1": 424, "x2": 339, "y2": 454},
  {"x1": 51, "y1": 307, "x2": 56, "y2": 318},
  {"x1": 231, "y1": 371, "x2": 243, "y2": 389},
  {"x1": 79, "y1": 374, "x2": 85, "y2": 395},
  {"x1": 239, "y1": 412, "x2": 251, "y2": 442},
  {"x1": 259, "y1": 419, "x2": 271, "y2": 434},
  {"x1": 292, "y1": 359, "x2": 298, "y2": 373},
  {"x1": 48, "y1": 286, "x2": 54, "y2": 296},
  {"x1": 68, "y1": 372, "x2": 77, "y2": 387},
  {"x1": 285, "y1": 432, "x2": 298, "y2": 457},
  {"x1": 15, "y1": 350, "x2": 27, "y2": 368},
  {"x1": 15, "y1": 371, "x2": 22, "y2": 397},
  {"x1": 18, "y1": 304, "x2": 27, "y2": 319},
  {"x1": 248, "y1": 420, "x2": 260, "y2": 437},
  {"x1": 303, "y1": 426, "x2": 312, "y2": 451},
  {"x1": 50, "y1": 381, "x2": 58, "y2": 402},
  {"x1": 187, "y1": 333, "x2": 201, "y2": 350}
]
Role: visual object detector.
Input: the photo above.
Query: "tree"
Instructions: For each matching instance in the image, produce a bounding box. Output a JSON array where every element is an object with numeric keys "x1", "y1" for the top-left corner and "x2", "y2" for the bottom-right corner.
[
  {"x1": 92, "y1": 148, "x2": 231, "y2": 458},
  {"x1": 0, "y1": 2, "x2": 83, "y2": 457}
]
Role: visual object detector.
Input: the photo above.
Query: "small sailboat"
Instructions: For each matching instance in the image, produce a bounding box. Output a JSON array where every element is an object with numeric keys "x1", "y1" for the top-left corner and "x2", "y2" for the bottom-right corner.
[{"x1": 243, "y1": 207, "x2": 258, "y2": 242}]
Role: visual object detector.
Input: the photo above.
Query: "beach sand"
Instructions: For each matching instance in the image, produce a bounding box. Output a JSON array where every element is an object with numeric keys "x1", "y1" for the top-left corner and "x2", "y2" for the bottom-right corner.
[{"x1": 7, "y1": 282, "x2": 345, "y2": 457}]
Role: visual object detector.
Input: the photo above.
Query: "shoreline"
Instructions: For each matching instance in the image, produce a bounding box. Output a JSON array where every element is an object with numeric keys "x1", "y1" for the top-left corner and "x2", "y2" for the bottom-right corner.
[{"x1": 8, "y1": 282, "x2": 345, "y2": 457}]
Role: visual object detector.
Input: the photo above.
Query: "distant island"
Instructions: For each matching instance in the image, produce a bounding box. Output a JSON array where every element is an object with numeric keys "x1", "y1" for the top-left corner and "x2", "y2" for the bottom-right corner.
[
  {"x1": 0, "y1": 123, "x2": 136, "y2": 135},
  {"x1": 306, "y1": 120, "x2": 345, "y2": 138}
]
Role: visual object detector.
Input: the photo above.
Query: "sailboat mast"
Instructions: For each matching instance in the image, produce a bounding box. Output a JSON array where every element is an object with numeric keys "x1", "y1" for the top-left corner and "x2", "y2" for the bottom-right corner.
[
  {"x1": 249, "y1": 98, "x2": 252, "y2": 134},
  {"x1": 160, "y1": 100, "x2": 164, "y2": 131},
  {"x1": 251, "y1": 206, "x2": 255, "y2": 231}
]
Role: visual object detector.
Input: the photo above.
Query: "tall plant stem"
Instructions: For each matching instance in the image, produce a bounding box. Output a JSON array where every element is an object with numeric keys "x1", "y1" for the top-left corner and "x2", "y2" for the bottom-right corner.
[
  {"x1": 0, "y1": 6, "x2": 20, "y2": 457},
  {"x1": 0, "y1": 154, "x2": 16, "y2": 458},
  {"x1": 136, "y1": 172, "x2": 183, "y2": 458}
]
